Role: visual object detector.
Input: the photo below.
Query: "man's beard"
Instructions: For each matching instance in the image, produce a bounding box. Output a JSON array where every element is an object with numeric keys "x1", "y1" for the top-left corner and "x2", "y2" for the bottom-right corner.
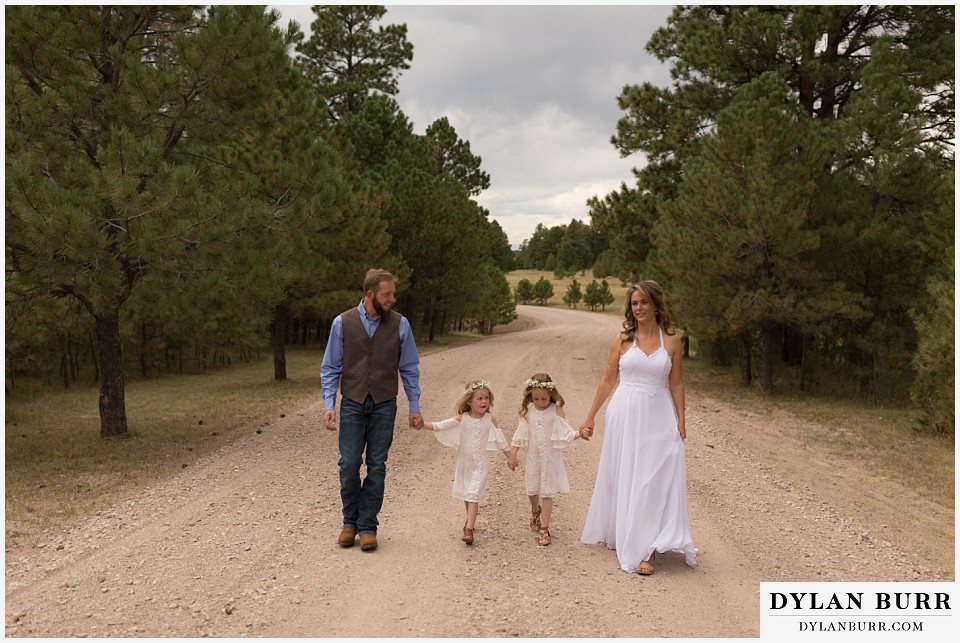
[{"x1": 372, "y1": 297, "x2": 391, "y2": 318}]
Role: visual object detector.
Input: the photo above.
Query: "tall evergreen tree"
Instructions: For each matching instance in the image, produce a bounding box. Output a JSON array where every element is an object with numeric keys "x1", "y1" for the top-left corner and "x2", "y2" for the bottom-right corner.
[
  {"x1": 295, "y1": 4, "x2": 413, "y2": 123},
  {"x1": 425, "y1": 116, "x2": 491, "y2": 196},
  {"x1": 653, "y1": 73, "x2": 862, "y2": 392},
  {"x1": 469, "y1": 261, "x2": 517, "y2": 334},
  {"x1": 218, "y1": 57, "x2": 391, "y2": 380},
  {"x1": 486, "y1": 219, "x2": 516, "y2": 273},
  {"x1": 594, "y1": 5, "x2": 953, "y2": 402},
  {"x1": 6, "y1": 6, "x2": 298, "y2": 437}
]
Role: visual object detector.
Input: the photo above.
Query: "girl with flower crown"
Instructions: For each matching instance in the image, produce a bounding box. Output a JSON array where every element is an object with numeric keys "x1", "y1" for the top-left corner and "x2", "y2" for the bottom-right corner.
[
  {"x1": 419, "y1": 379, "x2": 518, "y2": 545},
  {"x1": 509, "y1": 373, "x2": 587, "y2": 546}
]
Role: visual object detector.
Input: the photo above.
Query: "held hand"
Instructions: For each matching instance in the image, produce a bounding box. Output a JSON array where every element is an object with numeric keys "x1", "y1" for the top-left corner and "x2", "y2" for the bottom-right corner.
[
  {"x1": 577, "y1": 426, "x2": 591, "y2": 441},
  {"x1": 578, "y1": 420, "x2": 594, "y2": 440},
  {"x1": 323, "y1": 409, "x2": 337, "y2": 431},
  {"x1": 409, "y1": 412, "x2": 424, "y2": 429}
]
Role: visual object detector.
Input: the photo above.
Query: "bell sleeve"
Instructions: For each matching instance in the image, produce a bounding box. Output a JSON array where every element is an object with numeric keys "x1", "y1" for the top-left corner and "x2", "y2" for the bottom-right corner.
[
  {"x1": 511, "y1": 417, "x2": 530, "y2": 447},
  {"x1": 551, "y1": 415, "x2": 579, "y2": 449},
  {"x1": 487, "y1": 422, "x2": 510, "y2": 452},
  {"x1": 431, "y1": 417, "x2": 461, "y2": 449}
]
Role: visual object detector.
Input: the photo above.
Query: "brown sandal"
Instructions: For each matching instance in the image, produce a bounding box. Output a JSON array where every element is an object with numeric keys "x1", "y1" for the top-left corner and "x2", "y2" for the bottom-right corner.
[
  {"x1": 637, "y1": 553, "x2": 655, "y2": 575},
  {"x1": 462, "y1": 523, "x2": 474, "y2": 545},
  {"x1": 530, "y1": 506, "x2": 542, "y2": 533},
  {"x1": 537, "y1": 528, "x2": 551, "y2": 546}
]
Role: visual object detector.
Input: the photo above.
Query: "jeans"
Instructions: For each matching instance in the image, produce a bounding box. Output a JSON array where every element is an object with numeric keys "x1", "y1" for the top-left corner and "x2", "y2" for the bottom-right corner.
[{"x1": 338, "y1": 395, "x2": 397, "y2": 534}]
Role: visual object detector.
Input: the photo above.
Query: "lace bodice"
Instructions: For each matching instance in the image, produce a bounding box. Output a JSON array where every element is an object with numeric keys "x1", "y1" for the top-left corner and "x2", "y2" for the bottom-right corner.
[{"x1": 617, "y1": 329, "x2": 672, "y2": 396}]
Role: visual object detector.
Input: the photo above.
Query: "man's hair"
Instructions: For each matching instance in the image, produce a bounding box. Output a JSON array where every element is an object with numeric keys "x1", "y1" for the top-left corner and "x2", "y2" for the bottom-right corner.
[{"x1": 363, "y1": 269, "x2": 396, "y2": 293}]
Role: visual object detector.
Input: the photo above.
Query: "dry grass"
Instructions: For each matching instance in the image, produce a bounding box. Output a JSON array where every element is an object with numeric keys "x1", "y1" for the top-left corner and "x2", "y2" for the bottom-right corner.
[
  {"x1": 5, "y1": 347, "x2": 324, "y2": 550},
  {"x1": 505, "y1": 269, "x2": 629, "y2": 316},
  {"x1": 3, "y1": 336, "x2": 488, "y2": 551},
  {"x1": 683, "y1": 357, "x2": 955, "y2": 507}
]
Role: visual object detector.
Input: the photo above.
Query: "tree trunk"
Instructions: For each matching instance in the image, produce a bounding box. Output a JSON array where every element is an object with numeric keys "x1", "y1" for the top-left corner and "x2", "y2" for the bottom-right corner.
[
  {"x1": 272, "y1": 301, "x2": 289, "y2": 380},
  {"x1": 738, "y1": 330, "x2": 752, "y2": 386},
  {"x1": 60, "y1": 333, "x2": 70, "y2": 390},
  {"x1": 70, "y1": 337, "x2": 80, "y2": 382},
  {"x1": 95, "y1": 311, "x2": 129, "y2": 439},
  {"x1": 139, "y1": 320, "x2": 149, "y2": 378},
  {"x1": 318, "y1": 316, "x2": 330, "y2": 346},
  {"x1": 799, "y1": 333, "x2": 808, "y2": 392},
  {"x1": 90, "y1": 330, "x2": 100, "y2": 382},
  {"x1": 760, "y1": 321, "x2": 776, "y2": 394},
  {"x1": 428, "y1": 308, "x2": 438, "y2": 343}
]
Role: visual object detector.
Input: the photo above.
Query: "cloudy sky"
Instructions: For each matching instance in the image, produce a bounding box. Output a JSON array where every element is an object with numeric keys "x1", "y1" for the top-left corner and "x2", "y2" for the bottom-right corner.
[{"x1": 275, "y1": 4, "x2": 675, "y2": 246}]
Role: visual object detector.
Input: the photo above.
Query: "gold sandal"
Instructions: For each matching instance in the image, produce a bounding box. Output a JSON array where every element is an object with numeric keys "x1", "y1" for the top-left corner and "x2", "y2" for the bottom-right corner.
[
  {"x1": 462, "y1": 523, "x2": 474, "y2": 545},
  {"x1": 537, "y1": 528, "x2": 551, "y2": 546},
  {"x1": 529, "y1": 506, "x2": 542, "y2": 533},
  {"x1": 637, "y1": 553, "x2": 655, "y2": 575}
]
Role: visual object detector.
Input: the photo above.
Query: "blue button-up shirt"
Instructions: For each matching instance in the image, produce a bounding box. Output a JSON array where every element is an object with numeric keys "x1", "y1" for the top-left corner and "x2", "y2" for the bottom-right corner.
[{"x1": 320, "y1": 300, "x2": 421, "y2": 412}]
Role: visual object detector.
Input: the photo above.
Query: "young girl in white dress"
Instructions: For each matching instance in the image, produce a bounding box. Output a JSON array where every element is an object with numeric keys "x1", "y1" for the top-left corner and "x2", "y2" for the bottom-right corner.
[
  {"x1": 509, "y1": 373, "x2": 586, "y2": 546},
  {"x1": 421, "y1": 380, "x2": 518, "y2": 545}
]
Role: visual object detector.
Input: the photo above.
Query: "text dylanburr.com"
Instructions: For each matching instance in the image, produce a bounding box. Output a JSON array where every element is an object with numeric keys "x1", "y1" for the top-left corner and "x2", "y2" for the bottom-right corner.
[{"x1": 761, "y1": 582, "x2": 956, "y2": 640}]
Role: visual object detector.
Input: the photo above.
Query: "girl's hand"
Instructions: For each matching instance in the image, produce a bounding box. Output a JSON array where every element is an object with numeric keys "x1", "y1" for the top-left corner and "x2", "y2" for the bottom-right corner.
[{"x1": 578, "y1": 421, "x2": 594, "y2": 440}]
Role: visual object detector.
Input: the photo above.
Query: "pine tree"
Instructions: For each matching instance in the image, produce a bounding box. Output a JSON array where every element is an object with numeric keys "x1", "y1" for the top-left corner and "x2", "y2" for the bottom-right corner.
[
  {"x1": 583, "y1": 281, "x2": 602, "y2": 311},
  {"x1": 598, "y1": 5, "x2": 954, "y2": 401},
  {"x1": 295, "y1": 5, "x2": 413, "y2": 123},
  {"x1": 515, "y1": 279, "x2": 535, "y2": 304},
  {"x1": 425, "y1": 117, "x2": 491, "y2": 196},
  {"x1": 653, "y1": 73, "x2": 862, "y2": 392},
  {"x1": 6, "y1": 6, "x2": 298, "y2": 437},
  {"x1": 563, "y1": 279, "x2": 583, "y2": 309},
  {"x1": 533, "y1": 278, "x2": 554, "y2": 306}
]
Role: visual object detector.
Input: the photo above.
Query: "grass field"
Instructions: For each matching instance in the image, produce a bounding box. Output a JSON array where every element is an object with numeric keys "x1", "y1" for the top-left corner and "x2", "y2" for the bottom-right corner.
[
  {"x1": 5, "y1": 347, "x2": 324, "y2": 548},
  {"x1": 505, "y1": 269, "x2": 629, "y2": 316}
]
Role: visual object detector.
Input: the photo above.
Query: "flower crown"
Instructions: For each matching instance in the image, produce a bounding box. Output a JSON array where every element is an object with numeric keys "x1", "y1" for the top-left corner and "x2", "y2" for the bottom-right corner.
[
  {"x1": 462, "y1": 380, "x2": 490, "y2": 397},
  {"x1": 524, "y1": 378, "x2": 556, "y2": 390}
]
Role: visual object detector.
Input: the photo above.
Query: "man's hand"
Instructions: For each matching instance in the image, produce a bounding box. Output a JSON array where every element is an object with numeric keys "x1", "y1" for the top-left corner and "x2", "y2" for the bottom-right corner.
[
  {"x1": 323, "y1": 409, "x2": 337, "y2": 431},
  {"x1": 409, "y1": 412, "x2": 423, "y2": 429}
]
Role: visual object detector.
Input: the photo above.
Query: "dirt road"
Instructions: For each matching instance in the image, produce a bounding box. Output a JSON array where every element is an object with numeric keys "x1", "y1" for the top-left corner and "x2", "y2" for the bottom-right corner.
[{"x1": 4, "y1": 305, "x2": 951, "y2": 638}]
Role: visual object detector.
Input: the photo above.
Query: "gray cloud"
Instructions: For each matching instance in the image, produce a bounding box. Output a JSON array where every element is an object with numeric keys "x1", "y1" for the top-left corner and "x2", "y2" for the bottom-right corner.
[{"x1": 275, "y1": 4, "x2": 674, "y2": 245}]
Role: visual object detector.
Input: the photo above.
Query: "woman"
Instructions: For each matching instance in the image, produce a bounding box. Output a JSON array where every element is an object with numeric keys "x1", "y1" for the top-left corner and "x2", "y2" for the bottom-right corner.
[{"x1": 579, "y1": 280, "x2": 697, "y2": 575}]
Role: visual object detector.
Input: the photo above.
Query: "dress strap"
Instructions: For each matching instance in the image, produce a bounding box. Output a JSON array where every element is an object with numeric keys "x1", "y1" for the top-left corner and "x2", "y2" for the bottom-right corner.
[{"x1": 658, "y1": 326, "x2": 664, "y2": 349}]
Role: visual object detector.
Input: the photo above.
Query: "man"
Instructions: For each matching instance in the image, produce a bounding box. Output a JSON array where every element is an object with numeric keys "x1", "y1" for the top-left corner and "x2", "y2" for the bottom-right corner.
[{"x1": 321, "y1": 269, "x2": 423, "y2": 552}]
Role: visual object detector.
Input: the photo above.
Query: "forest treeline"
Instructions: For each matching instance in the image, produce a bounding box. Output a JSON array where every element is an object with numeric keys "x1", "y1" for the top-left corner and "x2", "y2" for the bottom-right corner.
[
  {"x1": 519, "y1": 6, "x2": 954, "y2": 435},
  {"x1": 6, "y1": 5, "x2": 517, "y2": 438},
  {"x1": 6, "y1": 6, "x2": 954, "y2": 438}
]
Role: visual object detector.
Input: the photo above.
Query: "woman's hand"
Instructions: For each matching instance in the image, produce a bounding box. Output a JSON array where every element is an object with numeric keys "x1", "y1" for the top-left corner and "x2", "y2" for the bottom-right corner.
[{"x1": 579, "y1": 420, "x2": 595, "y2": 440}]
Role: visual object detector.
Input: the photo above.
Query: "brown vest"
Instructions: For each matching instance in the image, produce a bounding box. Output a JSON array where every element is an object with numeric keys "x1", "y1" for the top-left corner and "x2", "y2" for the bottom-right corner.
[{"x1": 339, "y1": 307, "x2": 402, "y2": 405}]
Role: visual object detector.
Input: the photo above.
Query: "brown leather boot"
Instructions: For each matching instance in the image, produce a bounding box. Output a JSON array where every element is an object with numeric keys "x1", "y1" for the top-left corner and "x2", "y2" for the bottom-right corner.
[
  {"x1": 359, "y1": 532, "x2": 378, "y2": 551},
  {"x1": 337, "y1": 526, "x2": 358, "y2": 548}
]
